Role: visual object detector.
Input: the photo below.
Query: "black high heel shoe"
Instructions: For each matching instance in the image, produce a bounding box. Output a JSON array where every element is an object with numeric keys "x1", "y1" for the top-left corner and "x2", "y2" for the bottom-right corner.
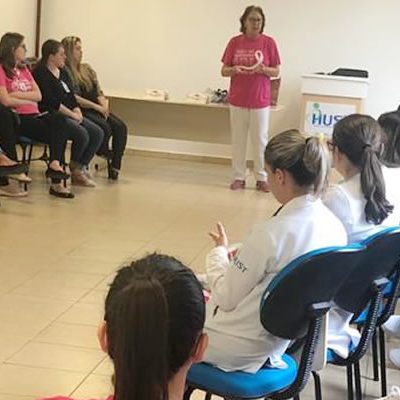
[
  {"x1": 45, "y1": 168, "x2": 70, "y2": 180},
  {"x1": 49, "y1": 186, "x2": 75, "y2": 199}
]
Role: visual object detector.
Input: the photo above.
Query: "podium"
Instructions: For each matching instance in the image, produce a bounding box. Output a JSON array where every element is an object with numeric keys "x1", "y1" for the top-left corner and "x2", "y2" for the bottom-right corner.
[{"x1": 300, "y1": 73, "x2": 369, "y2": 137}]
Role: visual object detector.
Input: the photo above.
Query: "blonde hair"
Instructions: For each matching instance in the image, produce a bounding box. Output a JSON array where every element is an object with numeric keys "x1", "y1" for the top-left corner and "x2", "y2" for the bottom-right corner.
[
  {"x1": 264, "y1": 130, "x2": 330, "y2": 197},
  {"x1": 61, "y1": 36, "x2": 93, "y2": 92}
]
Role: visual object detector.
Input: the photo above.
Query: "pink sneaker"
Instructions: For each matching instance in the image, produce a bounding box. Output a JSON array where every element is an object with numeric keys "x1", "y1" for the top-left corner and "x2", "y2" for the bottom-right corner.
[
  {"x1": 230, "y1": 180, "x2": 245, "y2": 190},
  {"x1": 256, "y1": 181, "x2": 270, "y2": 192}
]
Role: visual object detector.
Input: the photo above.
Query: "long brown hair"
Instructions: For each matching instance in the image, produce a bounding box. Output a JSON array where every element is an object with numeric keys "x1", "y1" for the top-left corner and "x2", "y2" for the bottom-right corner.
[
  {"x1": 105, "y1": 253, "x2": 205, "y2": 400},
  {"x1": 264, "y1": 129, "x2": 330, "y2": 197},
  {"x1": 332, "y1": 114, "x2": 393, "y2": 224},
  {"x1": 0, "y1": 32, "x2": 25, "y2": 79},
  {"x1": 61, "y1": 36, "x2": 93, "y2": 92}
]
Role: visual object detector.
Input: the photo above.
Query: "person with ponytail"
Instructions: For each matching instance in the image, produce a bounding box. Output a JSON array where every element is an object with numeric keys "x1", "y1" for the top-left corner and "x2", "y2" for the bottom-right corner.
[
  {"x1": 324, "y1": 114, "x2": 395, "y2": 243},
  {"x1": 202, "y1": 130, "x2": 346, "y2": 373},
  {"x1": 39, "y1": 253, "x2": 207, "y2": 400},
  {"x1": 375, "y1": 110, "x2": 400, "y2": 369}
]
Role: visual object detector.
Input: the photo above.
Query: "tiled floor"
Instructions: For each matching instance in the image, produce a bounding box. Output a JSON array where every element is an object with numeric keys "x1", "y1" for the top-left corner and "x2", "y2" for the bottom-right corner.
[{"x1": 0, "y1": 153, "x2": 399, "y2": 399}]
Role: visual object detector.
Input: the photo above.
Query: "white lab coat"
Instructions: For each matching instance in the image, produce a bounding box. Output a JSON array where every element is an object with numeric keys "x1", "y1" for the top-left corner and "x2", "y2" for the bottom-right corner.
[
  {"x1": 324, "y1": 170, "x2": 399, "y2": 243},
  {"x1": 324, "y1": 168, "x2": 400, "y2": 358},
  {"x1": 203, "y1": 194, "x2": 347, "y2": 373},
  {"x1": 383, "y1": 165, "x2": 400, "y2": 226}
]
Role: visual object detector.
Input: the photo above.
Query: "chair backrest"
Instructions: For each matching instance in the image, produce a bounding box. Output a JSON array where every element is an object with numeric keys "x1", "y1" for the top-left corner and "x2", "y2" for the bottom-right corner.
[
  {"x1": 260, "y1": 245, "x2": 365, "y2": 340},
  {"x1": 335, "y1": 226, "x2": 400, "y2": 314}
]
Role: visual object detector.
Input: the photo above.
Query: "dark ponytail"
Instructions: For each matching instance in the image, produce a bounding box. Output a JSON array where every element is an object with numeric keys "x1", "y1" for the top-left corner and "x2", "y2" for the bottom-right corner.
[
  {"x1": 105, "y1": 253, "x2": 205, "y2": 400},
  {"x1": 378, "y1": 110, "x2": 400, "y2": 167},
  {"x1": 332, "y1": 114, "x2": 393, "y2": 225}
]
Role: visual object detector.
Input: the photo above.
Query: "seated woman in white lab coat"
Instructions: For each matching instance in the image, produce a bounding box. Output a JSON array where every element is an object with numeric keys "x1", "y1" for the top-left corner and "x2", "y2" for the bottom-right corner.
[
  {"x1": 323, "y1": 114, "x2": 397, "y2": 359},
  {"x1": 202, "y1": 130, "x2": 347, "y2": 373},
  {"x1": 376, "y1": 110, "x2": 400, "y2": 369},
  {"x1": 324, "y1": 114, "x2": 395, "y2": 243}
]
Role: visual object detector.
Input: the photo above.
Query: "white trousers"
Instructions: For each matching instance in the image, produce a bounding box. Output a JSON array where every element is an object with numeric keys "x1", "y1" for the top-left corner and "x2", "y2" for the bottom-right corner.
[{"x1": 229, "y1": 105, "x2": 270, "y2": 181}]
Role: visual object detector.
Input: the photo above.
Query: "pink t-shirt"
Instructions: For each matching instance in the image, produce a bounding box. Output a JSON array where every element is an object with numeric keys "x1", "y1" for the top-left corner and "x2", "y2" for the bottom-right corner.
[
  {"x1": 221, "y1": 34, "x2": 281, "y2": 109},
  {"x1": 39, "y1": 397, "x2": 113, "y2": 400},
  {"x1": 0, "y1": 64, "x2": 39, "y2": 115}
]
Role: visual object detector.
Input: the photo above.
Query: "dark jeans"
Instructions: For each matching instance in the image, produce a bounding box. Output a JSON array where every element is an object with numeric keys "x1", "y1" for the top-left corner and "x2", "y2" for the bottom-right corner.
[
  {"x1": 0, "y1": 104, "x2": 19, "y2": 160},
  {"x1": 65, "y1": 117, "x2": 104, "y2": 167},
  {"x1": 83, "y1": 110, "x2": 128, "y2": 170},
  {"x1": 18, "y1": 112, "x2": 69, "y2": 163}
]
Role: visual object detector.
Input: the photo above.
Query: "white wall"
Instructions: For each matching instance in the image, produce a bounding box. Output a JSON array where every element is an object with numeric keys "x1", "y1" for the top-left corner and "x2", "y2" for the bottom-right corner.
[
  {"x1": 40, "y1": 0, "x2": 400, "y2": 131},
  {"x1": 0, "y1": 0, "x2": 37, "y2": 58}
]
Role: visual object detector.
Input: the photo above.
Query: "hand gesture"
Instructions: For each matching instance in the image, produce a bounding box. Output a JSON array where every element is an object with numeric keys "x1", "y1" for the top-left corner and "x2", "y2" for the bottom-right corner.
[{"x1": 209, "y1": 222, "x2": 228, "y2": 248}]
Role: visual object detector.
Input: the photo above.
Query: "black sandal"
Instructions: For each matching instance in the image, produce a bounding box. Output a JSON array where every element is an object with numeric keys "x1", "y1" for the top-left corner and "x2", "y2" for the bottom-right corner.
[
  {"x1": 49, "y1": 186, "x2": 75, "y2": 199},
  {"x1": 45, "y1": 168, "x2": 70, "y2": 180}
]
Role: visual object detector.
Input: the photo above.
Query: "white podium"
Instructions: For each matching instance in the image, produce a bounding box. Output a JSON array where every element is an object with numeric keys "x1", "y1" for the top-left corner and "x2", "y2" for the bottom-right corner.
[{"x1": 300, "y1": 73, "x2": 369, "y2": 137}]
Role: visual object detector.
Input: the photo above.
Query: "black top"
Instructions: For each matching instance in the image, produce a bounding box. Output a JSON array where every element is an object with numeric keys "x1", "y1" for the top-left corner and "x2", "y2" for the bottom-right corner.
[{"x1": 33, "y1": 64, "x2": 78, "y2": 113}]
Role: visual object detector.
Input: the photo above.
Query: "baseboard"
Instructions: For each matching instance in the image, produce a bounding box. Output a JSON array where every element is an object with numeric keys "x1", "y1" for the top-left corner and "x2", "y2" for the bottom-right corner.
[{"x1": 126, "y1": 135, "x2": 232, "y2": 160}]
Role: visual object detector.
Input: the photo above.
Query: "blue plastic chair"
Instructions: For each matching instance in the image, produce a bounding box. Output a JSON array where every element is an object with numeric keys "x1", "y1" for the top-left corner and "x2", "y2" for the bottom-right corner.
[
  {"x1": 325, "y1": 226, "x2": 400, "y2": 400},
  {"x1": 185, "y1": 245, "x2": 364, "y2": 400}
]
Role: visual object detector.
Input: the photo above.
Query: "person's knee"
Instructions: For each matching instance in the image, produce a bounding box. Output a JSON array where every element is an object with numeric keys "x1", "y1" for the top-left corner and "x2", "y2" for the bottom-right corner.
[
  {"x1": 90, "y1": 124, "x2": 105, "y2": 145},
  {"x1": 70, "y1": 123, "x2": 90, "y2": 148}
]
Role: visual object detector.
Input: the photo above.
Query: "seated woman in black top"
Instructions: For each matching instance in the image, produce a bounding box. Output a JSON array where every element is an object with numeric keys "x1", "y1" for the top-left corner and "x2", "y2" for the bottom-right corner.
[
  {"x1": 62, "y1": 36, "x2": 127, "y2": 180},
  {"x1": 33, "y1": 40, "x2": 104, "y2": 188}
]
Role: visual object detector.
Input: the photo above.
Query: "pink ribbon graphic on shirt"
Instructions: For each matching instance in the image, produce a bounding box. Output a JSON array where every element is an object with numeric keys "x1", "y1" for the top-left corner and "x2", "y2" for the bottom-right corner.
[{"x1": 240, "y1": 50, "x2": 264, "y2": 71}]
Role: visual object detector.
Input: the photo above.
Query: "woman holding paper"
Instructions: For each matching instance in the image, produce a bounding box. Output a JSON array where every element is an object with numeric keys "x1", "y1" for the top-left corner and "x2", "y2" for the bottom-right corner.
[{"x1": 221, "y1": 5, "x2": 281, "y2": 192}]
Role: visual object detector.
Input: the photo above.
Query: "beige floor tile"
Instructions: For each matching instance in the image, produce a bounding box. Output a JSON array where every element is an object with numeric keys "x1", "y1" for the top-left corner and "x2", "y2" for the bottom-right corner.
[
  {"x1": 71, "y1": 374, "x2": 113, "y2": 399},
  {"x1": 0, "y1": 294, "x2": 73, "y2": 328},
  {"x1": 0, "y1": 394, "x2": 35, "y2": 400},
  {"x1": 92, "y1": 357, "x2": 113, "y2": 377},
  {"x1": 0, "y1": 364, "x2": 86, "y2": 397},
  {"x1": 57, "y1": 303, "x2": 103, "y2": 327},
  {"x1": 0, "y1": 334, "x2": 31, "y2": 363},
  {"x1": 34, "y1": 322, "x2": 100, "y2": 349},
  {"x1": 51, "y1": 257, "x2": 121, "y2": 275},
  {"x1": 8, "y1": 342, "x2": 105, "y2": 373},
  {"x1": 78, "y1": 289, "x2": 107, "y2": 305}
]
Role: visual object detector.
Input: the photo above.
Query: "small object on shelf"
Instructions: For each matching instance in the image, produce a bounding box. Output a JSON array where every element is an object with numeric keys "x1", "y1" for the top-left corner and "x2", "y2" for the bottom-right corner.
[
  {"x1": 185, "y1": 92, "x2": 210, "y2": 104},
  {"x1": 144, "y1": 89, "x2": 169, "y2": 101},
  {"x1": 208, "y1": 88, "x2": 228, "y2": 104}
]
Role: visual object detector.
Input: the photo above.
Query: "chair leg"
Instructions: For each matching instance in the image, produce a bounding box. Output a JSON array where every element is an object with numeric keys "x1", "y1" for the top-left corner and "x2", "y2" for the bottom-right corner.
[
  {"x1": 372, "y1": 329, "x2": 379, "y2": 381},
  {"x1": 204, "y1": 393, "x2": 212, "y2": 400},
  {"x1": 379, "y1": 327, "x2": 387, "y2": 397},
  {"x1": 183, "y1": 386, "x2": 194, "y2": 400},
  {"x1": 346, "y1": 365, "x2": 354, "y2": 400},
  {"x1": 354, "y1": 362, "x2": 362, "y2": 400},
  {"x1": 312, "y1": 371, "x2": 322, "y2": 400}
]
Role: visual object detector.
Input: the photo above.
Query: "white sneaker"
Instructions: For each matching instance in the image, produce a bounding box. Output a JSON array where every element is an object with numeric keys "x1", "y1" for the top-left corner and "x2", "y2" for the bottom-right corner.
[
  {"x1": 389, "y1": 349, "x2": 400, "y2": 369},
  {"x1": 377, "y1": 386, "x2": 400, "y2": 399},
  {"x1": 383, "y1": 316, "x2": 400, "y2": 338}
]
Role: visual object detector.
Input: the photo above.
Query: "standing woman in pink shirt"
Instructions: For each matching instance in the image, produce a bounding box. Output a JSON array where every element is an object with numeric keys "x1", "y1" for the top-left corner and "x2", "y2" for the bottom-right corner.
[{"x1": 222, "y1": 5, "x2": 281, "y2": 192}]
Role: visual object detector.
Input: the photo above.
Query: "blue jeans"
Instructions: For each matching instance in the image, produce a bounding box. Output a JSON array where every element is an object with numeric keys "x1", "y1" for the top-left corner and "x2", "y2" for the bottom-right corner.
[{"x1": 65, "y1": 117, "x2": 104, "y2": 166}]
